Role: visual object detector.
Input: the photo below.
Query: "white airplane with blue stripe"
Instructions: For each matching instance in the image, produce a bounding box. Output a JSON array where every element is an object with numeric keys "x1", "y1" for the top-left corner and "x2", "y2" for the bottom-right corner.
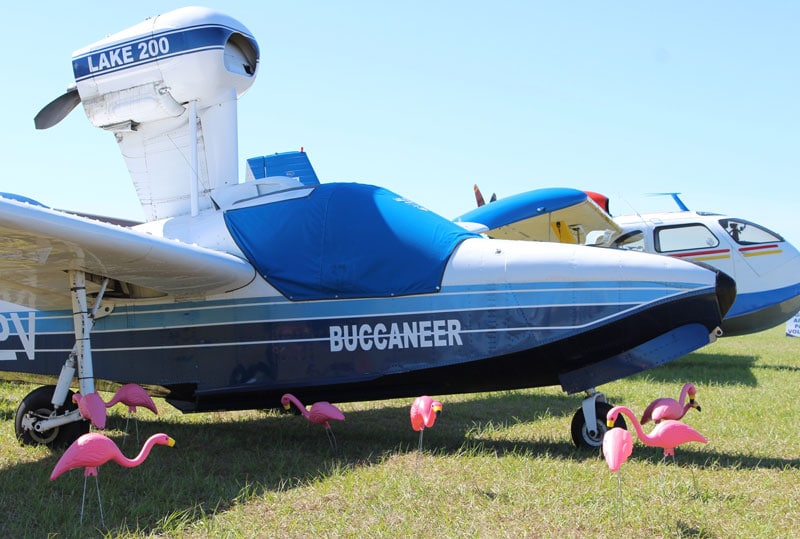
[
  {"x1": 0, "y1": 7, "x2": 734, "y2": 450},
  {"x1": 459, "y1": 187, "x2": 800, "y2": 336}
]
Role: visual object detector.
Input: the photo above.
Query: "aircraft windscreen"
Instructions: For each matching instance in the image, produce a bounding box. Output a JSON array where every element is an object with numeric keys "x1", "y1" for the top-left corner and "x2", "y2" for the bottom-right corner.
[
  {"x1": 719, "y1": 218, "x2": 784, "y2": 245},
  {"x1": 611, "y1": 230, "x2": 645, "y2": 251},
  {"x1": 224, "y1": 183, "x2": 479, "y2": 300}
]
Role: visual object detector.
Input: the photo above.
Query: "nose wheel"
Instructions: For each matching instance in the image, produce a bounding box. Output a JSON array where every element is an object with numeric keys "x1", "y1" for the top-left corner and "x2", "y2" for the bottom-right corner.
[{"x1": 570, "y1": 397, "x2": 626, "y2": 449}]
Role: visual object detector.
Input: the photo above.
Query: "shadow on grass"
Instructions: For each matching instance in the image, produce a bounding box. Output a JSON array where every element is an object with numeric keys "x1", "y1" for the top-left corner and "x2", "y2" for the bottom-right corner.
[
  {"x1": 751, "y1": 362, "x2": 800, "y2": 374},
  {"x1": 0, "y1": 392, "x2": 568, "y2": 535},
  {"x1": 0, "y1": 390, "x2": 593, "y2": 535},
  {"x1": 615, "y1": 444, "x2": 800, "y2": 471},
  {"x1": 632, "y1": 351, "x2": 759, "y2": 387},
  {"x1": 5, "y1": 387, "x2": 795, "y2": 536}
]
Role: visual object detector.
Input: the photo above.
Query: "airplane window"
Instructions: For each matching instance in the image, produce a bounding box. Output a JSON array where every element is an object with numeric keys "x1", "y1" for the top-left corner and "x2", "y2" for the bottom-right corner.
[
  {"x1": 611, "y1": 230, "x2": 645, "y2": 251},
  {"x1": 655, "y1": 224, "x2": 718, "y2": 253},
  {"x1": 719, "y1": 218, "x2": 784, "y2": 245}
]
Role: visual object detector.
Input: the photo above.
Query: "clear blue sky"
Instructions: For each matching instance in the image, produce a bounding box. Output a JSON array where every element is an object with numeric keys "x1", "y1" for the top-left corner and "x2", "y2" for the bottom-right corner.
[{"x1": 3, "y1": 2, "x2": 798, "y2": 246}]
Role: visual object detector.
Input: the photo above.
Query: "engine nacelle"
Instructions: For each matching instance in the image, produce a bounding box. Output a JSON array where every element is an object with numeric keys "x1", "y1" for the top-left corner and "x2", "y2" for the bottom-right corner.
[
  {"x1": 50, "y1": 7, "x2": 261, "y2": 221},
  {"x1": 72, "y1": 6, "x2": 258, "y2": 127}
]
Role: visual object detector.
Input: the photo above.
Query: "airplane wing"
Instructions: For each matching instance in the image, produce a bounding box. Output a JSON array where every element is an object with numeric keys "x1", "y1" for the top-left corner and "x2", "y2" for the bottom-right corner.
[
  {"x1": 454, "y1": 187, "x2": 621, "y2": 244},
  {"x1": 0, "y1": 196, "x2": 256, "y2": 310}
]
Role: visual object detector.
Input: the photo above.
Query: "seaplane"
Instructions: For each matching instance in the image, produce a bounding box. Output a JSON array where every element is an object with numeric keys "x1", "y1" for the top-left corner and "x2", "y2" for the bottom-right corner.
[
  {"x1": 458, "y1": 186, "x2": 800, "y2": 336},
  {"x1": 0, "y1": 7, "x2": 735, "y2": 451}
]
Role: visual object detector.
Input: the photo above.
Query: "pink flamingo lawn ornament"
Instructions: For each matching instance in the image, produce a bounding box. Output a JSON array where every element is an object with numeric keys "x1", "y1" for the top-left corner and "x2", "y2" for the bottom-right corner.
[
  {"x1": 50, "y1": 432, "x2": 175, "y2": 526},
  {"x1": 281, "y1": 393, "x2": 345, "y2": 450},
  {"x1": 410, "y1": 395, "x2": 443, "y2": 452},
  {"x1": 105, "y1": 383, "x2": 159, "y2": 445},
  {"x1": 72, "y1": 384, "x2": 158, "y2": 443},
  {"x1": 73, "y1": 392, "x2": 108, "y2": 430},
  {"x1": 602, "y1": 426, "x2": 634, "y2": 521},
  {"x1": 105, "y1": 383, "x2": 158, "y2": 415},
  {"x1": 602, "y1": 427, "x2": 633, "y2": 473},
  {"x1": 641, "y1": 382, "x2": 701, "y2": 425},
  {"x1": 606, "y1": 405, "x2": 708, "y2": 460}
]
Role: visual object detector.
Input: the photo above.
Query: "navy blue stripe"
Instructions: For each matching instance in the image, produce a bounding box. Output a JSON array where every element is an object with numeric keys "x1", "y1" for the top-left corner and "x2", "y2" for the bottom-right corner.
[
  {"x1": 22, "y1": 281, "x2": 706, "y2": 334},
  {"x1": 72, "y1": 25, "x2": 248, "y2": 81},
  {"x1": 0, "y1": 303, "x2": 646, "y2": 385},
  {"x1": 19, "y1": 304, "x2": 626, "y2": 352}
]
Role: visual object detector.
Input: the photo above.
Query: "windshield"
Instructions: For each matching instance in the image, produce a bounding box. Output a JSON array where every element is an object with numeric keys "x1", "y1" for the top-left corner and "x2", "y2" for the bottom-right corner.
[
  {"x1": 611, "y1": 230, "x2": 645, "y2": 251},
  {"x1": 719, "y1": 219, "x2": 784, "y2": 245}
]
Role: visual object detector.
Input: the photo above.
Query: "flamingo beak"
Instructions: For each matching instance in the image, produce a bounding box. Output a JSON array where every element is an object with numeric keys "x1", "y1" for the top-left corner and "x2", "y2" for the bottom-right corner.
[
  {"x1": 167, "y1": 436, "x2": 176, "y2": 447},
  {"x1": 433, "y1": 403, "x2": 442, "y2": 416},
  {"x1": 283, "y1": 403, "x2": 291, "y2": 412},
  {"x1": 690, "y1": 397, "x2": 701, "y2": 412},
  {"x1": 606, "y1": 418, "x2": 615, "y2": 428}
]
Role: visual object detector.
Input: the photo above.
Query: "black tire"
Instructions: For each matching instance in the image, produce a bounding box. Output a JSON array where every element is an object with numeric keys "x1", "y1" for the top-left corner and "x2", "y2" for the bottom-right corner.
[
  {"x1": 570, "y1": 400, "x2": 627, "y2": 449},
  {"x1": 14, "y1": 385, "x2": 89, "y2": 449}
]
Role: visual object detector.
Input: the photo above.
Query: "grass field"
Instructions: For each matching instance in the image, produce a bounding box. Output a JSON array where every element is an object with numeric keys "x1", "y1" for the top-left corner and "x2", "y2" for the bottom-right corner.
[{"x1": 1, "y1": 325, "x2": 798, "y2": 538}]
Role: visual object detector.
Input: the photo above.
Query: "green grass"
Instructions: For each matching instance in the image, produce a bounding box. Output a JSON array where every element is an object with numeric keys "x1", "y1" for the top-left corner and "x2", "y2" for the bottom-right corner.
[{"x1": 1, "y1": 325, "x2": 799, "y2": 537}]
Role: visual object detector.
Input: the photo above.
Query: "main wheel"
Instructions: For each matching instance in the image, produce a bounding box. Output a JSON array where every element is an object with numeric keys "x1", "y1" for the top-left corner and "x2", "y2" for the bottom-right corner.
[
  {"x1": 570, "y1": 400, "x2": 627, "y2": 449},
  {"x1": 14, "y1": 385, "x2": 89, "y2": 449}
]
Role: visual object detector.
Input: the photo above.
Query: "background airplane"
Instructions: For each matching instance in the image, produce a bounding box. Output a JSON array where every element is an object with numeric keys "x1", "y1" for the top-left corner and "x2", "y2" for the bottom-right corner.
[
  {"x1": 0, "y1": 7, "x2": 734, "y2": 451},
  {"x1": 457, "y1": 187, "x2": 799, "y2": 336},
  {"x1": 457, "y1": 185, "x2": 620, "y2": 245}
]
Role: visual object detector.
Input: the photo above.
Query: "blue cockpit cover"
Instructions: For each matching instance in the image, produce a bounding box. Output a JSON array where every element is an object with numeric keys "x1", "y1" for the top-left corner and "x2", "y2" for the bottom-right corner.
[{"x1": 224, "y1": 183, "x2": 479, "y2": 300}]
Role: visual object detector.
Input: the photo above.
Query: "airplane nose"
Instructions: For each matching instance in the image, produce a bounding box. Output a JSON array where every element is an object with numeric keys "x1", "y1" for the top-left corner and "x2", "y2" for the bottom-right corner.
[
  {"x1": 684, "y1": 260, "x2": 737, "y2": 320},
  {"x1": 714, "y1": 269, "x2": 737, "y2": 319}
]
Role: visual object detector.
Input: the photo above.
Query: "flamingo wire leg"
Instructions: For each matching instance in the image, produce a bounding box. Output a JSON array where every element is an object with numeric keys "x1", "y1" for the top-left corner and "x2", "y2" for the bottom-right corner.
[
  {"x1": 80, "y1": 476, "x2": 87, "y2": 525},
  {"x1": 325, "y1": 427, "x2": 338, "y2": 452},
  {"x1": 95, "y1": 475, "x2": 105, "y2": 528},
  {"x1": 80, "y1": 475, "x2": 105, "y2": 527},
  {"x1": 656, "y1": 453, "x2": 681, "y2": 495},
  {"x1": 120, "y1": 415, "x2": 131, "y2": 446},
  {"x1": 690, "y1": 466, "x2": 701, "y2": 497},
  {"x1": 120, "y1": 413, "x2": 141, "y2": 447},
  {"x1": 417, "y1": 428, "x2": 425, "y2": 453}
]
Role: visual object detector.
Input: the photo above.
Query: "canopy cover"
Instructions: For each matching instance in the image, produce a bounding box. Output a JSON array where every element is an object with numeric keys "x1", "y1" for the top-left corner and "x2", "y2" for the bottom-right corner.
[{"x1": 224, "y1": 183, "x2": 478, "y2": 300}]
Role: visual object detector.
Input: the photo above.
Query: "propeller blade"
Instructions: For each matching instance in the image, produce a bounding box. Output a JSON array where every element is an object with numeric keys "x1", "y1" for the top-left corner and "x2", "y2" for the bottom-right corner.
[
  {"x1": 34, "y1": 87, "x2": 81, "y2": 130},
  {"x1": 474, "y1": 184, "x2": 486, "y2": 207}
]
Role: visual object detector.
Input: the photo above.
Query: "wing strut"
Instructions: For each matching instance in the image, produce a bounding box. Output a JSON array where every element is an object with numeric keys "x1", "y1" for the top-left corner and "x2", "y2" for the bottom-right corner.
[
  {"x1": 24, "y1": 272, "x2": 107, "y2": 435},
  {"x1": 69, "y1": 271, "x2": 97, "y2": 396}
]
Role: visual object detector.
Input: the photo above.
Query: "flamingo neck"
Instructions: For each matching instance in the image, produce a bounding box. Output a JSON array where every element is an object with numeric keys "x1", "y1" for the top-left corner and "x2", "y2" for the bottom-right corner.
[
  {"x1": 285, "y1": 394, "x2": 310, "y2": 419},
  {"x1": 679, "y1": 384, "x2": 694, "y2": 406},
  {"x1": 612, "y1": 407, "x2": 655, "y2": 446},
  {"x1": 118, "y1": 435, "x2": 163, "y2": 468},
  {"x1": 105, "y1": 395, "x2": 121, "y2": 407}
]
